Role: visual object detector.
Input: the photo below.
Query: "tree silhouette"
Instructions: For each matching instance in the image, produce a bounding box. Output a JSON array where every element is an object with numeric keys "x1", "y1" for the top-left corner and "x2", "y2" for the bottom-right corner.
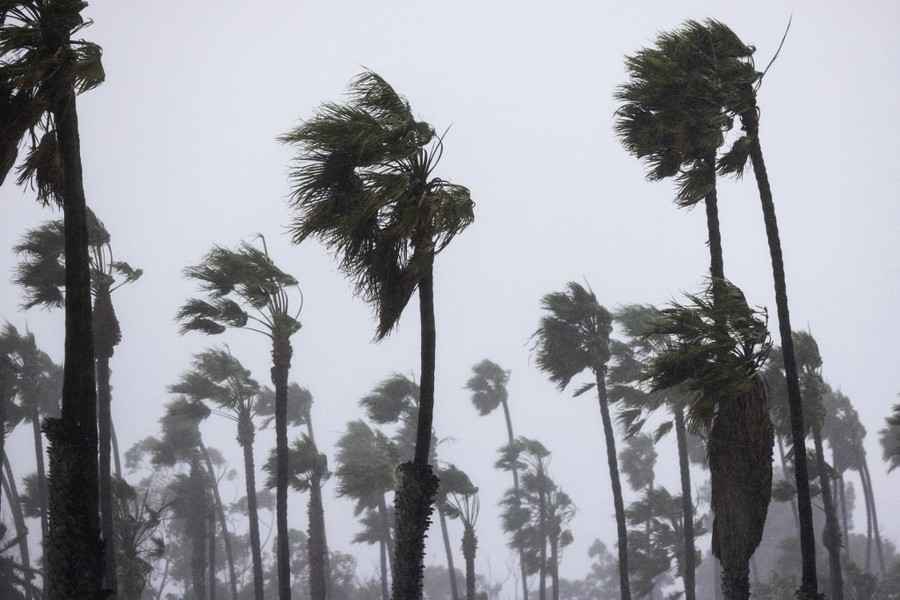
[
  {"x1": 881, "y1": 398, "x2": 900, "y2": 473},
  {"x1": 282, "y1": 71, "x2": 474, "y2": 600}
]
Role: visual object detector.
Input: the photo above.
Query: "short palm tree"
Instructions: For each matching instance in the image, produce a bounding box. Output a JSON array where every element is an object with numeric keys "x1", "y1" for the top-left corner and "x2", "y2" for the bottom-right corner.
[
  {"x1": 169, "y1": 348, "x2": 261, "y2": 600},
  {"x1": 532, "y1": 282, "x2": 631, "y2": 600},
  {"x1": 1, "y1": 3, "x2": 107, "y2": 594},
  {"x1": 464, "y1": 359, "x2": 530, "y2": 600},
  {"x1": 177, "y1": 235, "x2": 302, "y2": 600},
  {"x1": 14, "y1": 210, "x2": 141, "y2": 592},
  {"x1": 281, "y1": 71, "x2": 474, "y2": 600},
  {"x1": 441, "y1": 466, "x2": 479, "y2": 600},
  {"x1": 642, "y1": 281, "x2": 773, "y2": 600}
]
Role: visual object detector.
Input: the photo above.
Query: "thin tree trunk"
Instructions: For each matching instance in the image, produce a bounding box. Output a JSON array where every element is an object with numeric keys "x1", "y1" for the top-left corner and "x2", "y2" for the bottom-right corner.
[
  {"x1": 189, "y1": 459, "x2": 208, "y2": 600},
  {"x1": 595, "y1": 368, "x2": 631, "y2": 600},
  {"x1": 209, "y1": 497, "x2": 217, "y2": 600},
  {"x1": 154, "y1": 556, "x2": 170, "y2": 600},
  {"x1": 861, "y1": 458, "x2": 885, "y2": 574},
  {"x1": 306, "y1": 417, "x2": 329, "y2": 600},
  {"x1": 379, "y1": 539, "x2": 390, "y2": 600},
  {"x1": 393, "y1": 263, "x2": 440, "y2": 600},
  {"x1": 838, "y1": 475, "x2": 849, "y2": 557},
  {"x1": 674, "y1": 406, "x2": 696, "y2": 600},
  {"x1": 200, "y1": 443, "x2": 239, "y2": 600},
  {"x1": 776, "y1": 435, "x2": 800, "y2": 533},
  {"x1": 271, "y1": 335, "x2": 293, "y2": 600},
  {"x1": 537, "y1": 465, "x2": 547, "y2": 600},
  {"x1": 240, "y1": 432, "x2": 265, "y2": 600},
  {"x1": 812, "y1": 427, "x2": 842, "y2": 600},
  {"x1": 2, "y1": 456, "x2": 33, "y2": 600},
  {"x1": 438, "y1": 506, "x2": 461, "y2": 600},
  {"x1": 30, "y1": 408, "x2": 49, "y2": 551},
  {"x1": 46, "y1": 83, "x2": 102, "y2": 600},
  {"x1": 110, "y1": 420, "x2": 122, "y2": 479},
  {"x1": 864, "y1": 467, "x2": 872, "y2": 573},
  {"x1": 501, "y1": 399, "x2": 530, "y2": 600},
  {"x1": 462, "y1": 525, "x2": 477, "y2": 600},
  {"x1": 549, "y1": 535, "x2": 559, "y2": 600},
  {"x1": 741, "y1": 104, "x2": 819, "y2": 599},
  {"x1": 97, "y1": 354, "x2": 117, "y2": 595},
  {"x1": 379, "y1": 495, "x2": 395, "y2": 574}
]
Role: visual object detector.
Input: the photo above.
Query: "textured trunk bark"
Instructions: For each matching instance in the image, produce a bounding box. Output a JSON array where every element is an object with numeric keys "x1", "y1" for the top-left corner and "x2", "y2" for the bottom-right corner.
[
  {"x1": 392, "y1": 263, "x2": 439, "y2": 600},
  {"x1": 97, "y1": 354, "x2": 116, "y2": 595},
  {"x1": 776, "y1": 435, "x2": 800, "y2": 533},
  {"x1": 812, "y1": 427, "x2": 843, "y2": 600},
  {"x1": 2, "y1": 456, "x2": 34, "y2": 600},
  {"x1": 741, "y1": 101, "x2": 819, "y2": 599},
  {"x1": 861, "y1": 458, "x2": 885, "y2": 574},
  {"x1": 30, "y1": 408, "x2": 49, "y2": 550},
  {"x1": 200, "y1": 443, "x2": 238, "y2": 600},
  {"x1": 674, "y1": 406, "x2": 696, "y2": 600},
  {"x1": 438, "y1": 506, "x2": 461, "y2": 600},
  {"x1": 462, "y1": 525, "x2": 477, "y2": 600},
  {"x1": 46, "y1": 83, "x2": 102, "y2": 600},
  {"x1": 501, "y1": 399, "x2": 530, "y2": 600},
  {"x1": 240, "y1": 433, "x2": 265, "y2": 600},
  {"x1": 271, "y1": 335, "x2": 293, "y2": 600},
  {"x1": 594, "y1": 369, "x2": 631, "y2": 600}
]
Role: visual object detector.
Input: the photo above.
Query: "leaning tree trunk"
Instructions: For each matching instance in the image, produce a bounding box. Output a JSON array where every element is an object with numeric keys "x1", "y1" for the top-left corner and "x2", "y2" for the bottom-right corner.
[
  {"x1": 271, "y1": 335, "x2": 293, "y2": 600},
  {"x1": 29, "y1": 408, "x2": 49, "y2": 552},
  {"x1": 812, "y1": 427, "x2": 843, "y2": 600},
  {"x1": 110, "y1": 420, "x2": 122, "y2": 479},
  {"x1": 438, "y1": 506, "x2": 461, "y2": 600},
  {"x1": 306, "y1": 417, "x2": 329, "y2": 600},
  {"x1": 776, "y1": 434, "x2": 800, "y2": 533},
  {"x1": 2, "y1": 457, "x2": 34, "y2": 600},
  {"x1": 96, "y1": 351, "x2": 117, "y2": 595},
  {"x1": 462, "y1": 524, "x2": 478, "y2": 600},
  {"x1": 392, "y1": 261, "x2": 440, "y2": 600},
  {"x1": 860, "y1": 457, "x2": 885, "y2": 574},
  {"x1": 674, "y1": 406, "x2": 697, "y2": 600},
  {"x1": 200, "y1": 443, "x2": 239, "y2": 600},
  {"x1": 864, "y1": 468, "x2": 873, "y2": 573},
  {"x1": 740, "y1": 98, "x2": 819, "y2": 599},
  {"x1": 709, "y1": 376, "x2": 773, "y2": 600},
  {"x1": 208, "y1": 497, "x2": 217, "y2": 600},
  {"x1": 837, "y1": 472, "x2": 850, "y2": 561},
  {"x1": 239, "y1": 415, "x2": 266, "y2": 600},
  {"x1": 46, "y1": 83, "x2": 102, "y2": 600},
  {"x1": 501, "y1": 398, "x2": 531, "y2": 600},
  {"x1": 378, "y1": 494, "x2": 395, "y2": 573},
  {"x1": 594, "y1": 368, "x2": 631, "y2": 600}
]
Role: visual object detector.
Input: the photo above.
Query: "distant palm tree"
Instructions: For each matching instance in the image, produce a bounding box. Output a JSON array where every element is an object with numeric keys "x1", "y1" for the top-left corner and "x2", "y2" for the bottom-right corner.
[
  {"x1": 532, "y1": 282, "x2": 631, "y2": 600},
  {"x1": 178, "y1": 236, "x2": 302, "y2": 600},
  {"x1": 1, "y1": 3, "x2": 107, "y2": 594},
  {"x1": 881, "y1": 397, "x2": 900, "y2": 473},
  {"x1": 441, "y1": 466, "x2": 479, "y2": 600},
  {"x1": 281, "y1": 71, "x2": 474, "y2": 600},
  {"x1": 169, "y1": 348, "x2": 261, "y2": 600},
  {"x1": 464, "y1": 359, "x2": 530, "y2": 600},
  {"x1": 642, "y1": 282, "x2": 773, "y2": 600},
  {"x1": 14, "y1": 210, "x2": 142, "y2": 593}
]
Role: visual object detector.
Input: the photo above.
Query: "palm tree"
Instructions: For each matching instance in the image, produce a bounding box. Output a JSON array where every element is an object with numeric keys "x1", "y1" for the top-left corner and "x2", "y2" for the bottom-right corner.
[
  {"x1": 169, "y1": 348, "x2": 261, "y2": 600},
  {"x1": 881, "y1": 398, "x2": 900, "y2": 472},
  {"x1": 1, "y1": 445, "x2": 33, "y2": 600},
  {"x1": 441, "y1": 467, "x2": 479, "y2": 600},
  {"x1": 464, "y1": 359, "x2": 530, "y2": 600},
  {"x1": 545, "y1": 487, "x2": 574, "y2": 600},
  {"x1": 1, "y1": 4, "x2": 107, "y2": 596},
  {"x1": 532, "y1": 282, "x2": 630, "y2": 600},
  {"x1": 14, "y1": 210, "x2": 141, "y2": 592},
  {"x1": 335, "y1": 420, "x2": 398, "y2": 600},
  {"x1": 609, "y1": 304, "x2": 697, "y2": 600},
  {"x1": 281, "y1": 71, "x2": 474, "y2": 600},
  {"x1": 177, "y1": 236, "x2": 302, "y2": 600}
]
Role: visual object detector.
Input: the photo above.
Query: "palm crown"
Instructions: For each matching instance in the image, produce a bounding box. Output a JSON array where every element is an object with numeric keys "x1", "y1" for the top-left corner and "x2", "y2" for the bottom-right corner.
[
  {"x1": 280, "y1": 71, "x2": 474, "y2": 338},
  {"x1": 0, "y1": 323, "x2": 61, "y2": 421},
  {"x1": 465, "y1": 359, "x2": 510, "y2": 416},
  {"x1": 881, "y1": 399, "x2": 900, "y2": 472}
]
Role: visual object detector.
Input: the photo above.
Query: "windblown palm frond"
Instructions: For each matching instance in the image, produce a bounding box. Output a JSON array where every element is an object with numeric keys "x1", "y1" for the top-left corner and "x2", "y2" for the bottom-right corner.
[
  {"x1": 465, "y1": 359, "x2": 509, "y2": 416},
  {"x1": 880, "y1": 399, "x2": 900, "y2": 472},
  {"x1": 257, "y1": 382, "x2": 312, "y2": 429},
  {"x1": 280, "y1": 70, "x2": 474, "y2": 339},
  {"x1": 168, "y1": 348, "x2": 259, "y2": 417},
  {"x1": 334, "y1": 420, "x2": 397, "y2": 513},
  {"x1": 360, "y1": 373, "x2": 419, "y2": 424},
  {"x1": 263, "y1": 435, "x2": 329, "y2": 492}
]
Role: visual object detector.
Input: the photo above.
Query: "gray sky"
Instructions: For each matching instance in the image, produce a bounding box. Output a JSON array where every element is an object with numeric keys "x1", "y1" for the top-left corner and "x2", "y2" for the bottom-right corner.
[{"x1": 2, "y1": 0, "x2": 899, "y2": 593}]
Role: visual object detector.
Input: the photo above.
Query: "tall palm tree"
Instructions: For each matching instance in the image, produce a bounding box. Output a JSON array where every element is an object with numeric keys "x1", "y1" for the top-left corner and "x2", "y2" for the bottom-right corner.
[
  {"x1": 609, "y1": 304, "x2": 697, "y2": 600},
  {"x1": 169, "y1": 348, "x2": 261, "y2": 600},
  {"x1": 1, "y1": 4, "x2": 107, "y2": 596},
  {"x1": 464, "y1": 359, "x2": 530, "y2": 600},
  {"x1": 642, "y1": 281, "x2": 773, "y2": 600},
  {"x1": 14, "y1": 210, "x2": 141, "y2": 593},
  {"x1": 281, "y1": 71, "x2": 474, "y2": 600},
  {"x1": 532, "y1": 282, "x2": 630, "y2": 600},
  {"x1": 178, "y1": 236, "x2": 302, "y2": 600}
]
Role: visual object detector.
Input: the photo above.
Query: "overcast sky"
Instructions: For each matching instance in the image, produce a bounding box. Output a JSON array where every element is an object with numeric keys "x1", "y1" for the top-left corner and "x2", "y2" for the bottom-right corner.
[{"x1": 2, "y1": 0, "x2": 899, "y2": 593}]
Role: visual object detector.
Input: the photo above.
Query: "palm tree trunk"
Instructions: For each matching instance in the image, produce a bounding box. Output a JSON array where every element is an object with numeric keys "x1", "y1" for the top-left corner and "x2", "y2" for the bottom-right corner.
[
  {"x1": 379, "y1": 494, "x2": 395, "y2": 574},
  {"x1": 306, "y1": 417, "x2": 329, "y2": 600},
  {"x1": 776, "y1": 435, "x2": 800, "y2": 533},
  {"x1": 837, "y1": 475, "x2": 850, "y2": 559},
  {"x1": 741, "y1": 104, "x2": 819, "y2": 599},
  {"x1": 29, "y1": 408, "x2": 49, "y2": 551},
  {"x1": 189, "y1": 459, "x2": 208, "y2": 600},
  {"x1": 110, "y1": 420, "x2": 122, "y2": 479},
  {"x1": 438, "y1": 506, "x2": 461, "y2": 600},
  {"x1": 208, "y1": 499, "x2": 217, "y2": 600},
  {"x1": 863, "y1": 467, "x2": 872, "y2": 573},
  {"x1": 549, "y1": 534, "x2": 559, "y2": 600},
  {"x1": 46, "y1": 83, "x2": 102, "y2": 600},
  {"x1": 97, "y1": 354, "x2": 117, "y2": 595},
  {"x1": 674, "y1": 406, "x2": 696, "y2": 600},
  {"x1": 860, "y1": 457, "x2": 885, "y2": 574},
  {"x1": 537, "y1": 468, "x2": 547, "y2": 600},
  {"x1": 240, "y1": 433, "x2": 265, "y2": 600},
  {"x1": 393, "y1": 263, "x2": 440, "y2": 600},
  {"x1": 501, "y1": 399, "x2": 530, "y2": 600},
  {"x1": 379, "y1": 539, "x2": 390, "y2": 600},
  {"x1": 594, "y1": 368, "x2": 631, "y2": 600},
  {"x1": 154, "y1": 556, "x2": 170, "y2": 600},
  {"x1": 462, "y1": 524, "x2": 477, "y2": 600},
  {"x1": 271, "y1": 335, "x2": 293, "y2": 600},
  {"x1": 200, "y1": 443, "x2": 239, "y2": 600},
  {"x1": 812, "y1": 427, "x2": 843, "y2": 600},
  {"x1": 2, "y1": 456, "x2": 33, "y2": 600}
]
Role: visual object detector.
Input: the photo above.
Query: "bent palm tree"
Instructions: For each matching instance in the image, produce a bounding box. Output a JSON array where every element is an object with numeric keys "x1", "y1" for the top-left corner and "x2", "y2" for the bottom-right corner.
[
  {"x1": 1, "y1": 4, "x2": 106, "y2": 596},
  {"x1": 14, "y1": 210, "x2": 141, "y2": 593},
  {"x1": 282, "y1": 71, "x2": 474, "y2": 600},
  {"x1": 177, "y1": 236, "x2": 302, "y2": 600},
  {"x1": 533, "y1": 282, "x2": 631, "y2": 600}
]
